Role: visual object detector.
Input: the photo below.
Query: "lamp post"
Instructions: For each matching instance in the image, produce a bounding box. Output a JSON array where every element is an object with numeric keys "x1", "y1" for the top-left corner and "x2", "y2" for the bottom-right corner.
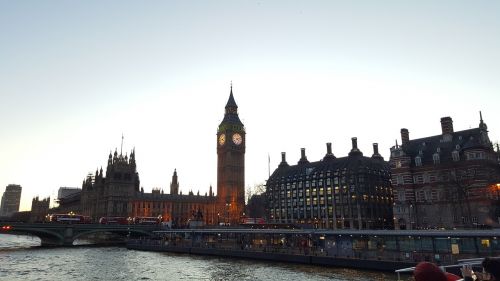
[
  {"x1": 495, "y1": 184, "x2": 500, "y2": 225},
  {"x1": 225, "y1": 203, "x2": 231, "y2": 226},
  {"x1": 409, "y1": 202, "x2": 414, "y2": 230}
]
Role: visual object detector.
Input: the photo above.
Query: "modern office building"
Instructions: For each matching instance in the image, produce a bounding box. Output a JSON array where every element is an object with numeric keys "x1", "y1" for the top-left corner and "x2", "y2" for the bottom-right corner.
[
  {"x1": 57, "y1": 187, "x2": 81, "y2": 200},
  {"x1": 0, "y1": 184, "x2": 22, "y2": 217},
  {"x1": 267, "y1": 139, "x2": 393, "y2": 229}
]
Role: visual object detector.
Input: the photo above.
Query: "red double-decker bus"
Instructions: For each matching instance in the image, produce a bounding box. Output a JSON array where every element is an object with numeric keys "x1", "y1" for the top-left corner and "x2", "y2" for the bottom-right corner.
[
  {"x1": 132, "y1": 216, "x2": 161, "y2": 225},
  {"x1": 47, "y1": 213, "x2": 91, "y2": 224},
  {"x1": 98, "y1": 217, "x2": 129, "y2": 225}
]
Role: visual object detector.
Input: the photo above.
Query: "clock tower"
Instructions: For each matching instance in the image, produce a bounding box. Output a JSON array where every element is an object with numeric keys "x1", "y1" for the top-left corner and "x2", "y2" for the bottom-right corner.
[{"x1": 217, "y1": 86, "x2": 245, "y2": 225}]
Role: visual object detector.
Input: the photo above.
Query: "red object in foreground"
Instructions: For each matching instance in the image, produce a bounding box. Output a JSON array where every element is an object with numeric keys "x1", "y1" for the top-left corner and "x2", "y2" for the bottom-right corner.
[
  {"x1": 414, "y1": 262, "x2": 447, "y2": 281},
  {"x1": 445, "y1": 272, "x2": 461, "y2": 281}
]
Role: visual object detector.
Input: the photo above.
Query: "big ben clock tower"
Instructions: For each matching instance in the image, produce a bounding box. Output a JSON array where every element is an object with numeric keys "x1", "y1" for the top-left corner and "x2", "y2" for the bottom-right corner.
[{"x1": 217, "y1": 86, "x2": 245, "y2": 225}]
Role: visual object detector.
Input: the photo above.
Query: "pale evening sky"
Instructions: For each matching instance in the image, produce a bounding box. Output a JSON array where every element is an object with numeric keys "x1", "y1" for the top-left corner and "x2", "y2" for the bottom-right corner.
[{"x1": 1, "y1": 1, "x2": 499, "y2": 211}]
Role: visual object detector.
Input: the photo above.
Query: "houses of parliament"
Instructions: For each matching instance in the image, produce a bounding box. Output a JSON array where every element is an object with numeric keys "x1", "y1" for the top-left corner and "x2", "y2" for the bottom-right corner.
[{"x1": 79, "y1": 87, "x2": 246, "y2": 226}]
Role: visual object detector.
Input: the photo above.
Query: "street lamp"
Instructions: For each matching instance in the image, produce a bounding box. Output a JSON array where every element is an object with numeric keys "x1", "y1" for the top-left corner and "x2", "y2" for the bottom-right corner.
[{"x1": 225, "y1": 203, "x2": 231, "y2": 226}]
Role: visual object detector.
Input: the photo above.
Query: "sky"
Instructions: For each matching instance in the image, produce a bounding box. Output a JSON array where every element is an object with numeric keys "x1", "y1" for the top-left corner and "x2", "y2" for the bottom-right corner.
[{"x1": 1, "y1": 1, "x2": 499, "y2": 211}]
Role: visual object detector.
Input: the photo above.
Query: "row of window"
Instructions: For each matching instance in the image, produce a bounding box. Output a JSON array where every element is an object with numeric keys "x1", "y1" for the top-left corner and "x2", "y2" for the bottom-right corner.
[
  {"x1": 411, "y1": 151, "x2": 486, "y2": 167},
  {"x1": 270, "y1": 194, "x2": 392, "y2": 206},
  {"x1": 268, "y1": 171, "x2": 390, "y2": 186},
  {"x1": 394, "y1": 170, "x2": 476, "y2": 185},
  {"x1": 131, "y1": 202, "x2": 207, "y2": 211},
  {"x1": 270, "y1": 206, "x2": 391, "y2": 218},
  {"x1": 269, "y1": 185, "x2": 391, "y2": 199}
]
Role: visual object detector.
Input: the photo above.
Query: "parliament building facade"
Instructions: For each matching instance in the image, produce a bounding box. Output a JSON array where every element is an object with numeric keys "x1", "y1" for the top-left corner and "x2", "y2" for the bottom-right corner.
[{"x1": 80, "y1": 88, "x2": 245, "y2": 226}]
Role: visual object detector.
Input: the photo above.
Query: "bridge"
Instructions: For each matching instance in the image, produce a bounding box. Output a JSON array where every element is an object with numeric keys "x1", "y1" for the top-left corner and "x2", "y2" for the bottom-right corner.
[{"x1": 0, "y1": 223, "x2": 159, "y2": 246}]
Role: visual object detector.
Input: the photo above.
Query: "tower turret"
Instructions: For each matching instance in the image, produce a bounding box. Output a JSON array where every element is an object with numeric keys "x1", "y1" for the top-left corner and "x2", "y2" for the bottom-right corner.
[
  {"x1": 479, "y1": 111, "x2": 488, "y2": 131},
  {"x1": 170, "y1": 169, "x2": 179, "y2": 195}
]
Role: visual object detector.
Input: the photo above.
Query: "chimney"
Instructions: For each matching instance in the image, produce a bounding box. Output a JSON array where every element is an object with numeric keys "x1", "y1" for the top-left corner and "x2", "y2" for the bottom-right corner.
[
  {"x1": 298, "y1": 148, "x2": 309, "y2": 165},
  {"x1": 279, "y1": 152, "x2": 290, "y2": 168},
  {"x1": 372, "y1": 143, "x2": 383, "y2": 160},
  {"x1": 401, "y1": 128, "x2": 409, "y2": 145},
  {"x1": 440, "y1": 117, "x2": 454, "y2": 135},
  {"x1": 323, "y1": 142, "x2": 336, "y2": 160},
  {"x1": 349, "y1": 137, "x2": 363, "y2": 156}
]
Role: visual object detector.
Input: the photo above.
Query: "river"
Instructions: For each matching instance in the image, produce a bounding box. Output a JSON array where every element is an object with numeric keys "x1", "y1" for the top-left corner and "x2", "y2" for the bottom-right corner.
[{"x1": 0, "y1": 234, "x2": 402, "y2": 281}]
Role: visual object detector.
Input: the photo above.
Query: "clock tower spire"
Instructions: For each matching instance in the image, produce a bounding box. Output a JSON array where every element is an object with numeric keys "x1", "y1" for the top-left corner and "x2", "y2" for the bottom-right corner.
[{"x1": 217, "y1": 85, "x2": 245, "y2": 225}]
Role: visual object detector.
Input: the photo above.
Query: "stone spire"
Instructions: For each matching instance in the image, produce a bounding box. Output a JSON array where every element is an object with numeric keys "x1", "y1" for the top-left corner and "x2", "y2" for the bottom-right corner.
[
  {"x1": 479, "y1": 111, "x2": 488, "y2": 131},
  {"x1": 170, "y1": 169, "x2": 179, "y2": 195},
  {"x1": 225, "y1": 83, "x2": 238, "y2": 111},
  {"x1": 219, "y1": 85, "x2": 244, "y2": 127}
]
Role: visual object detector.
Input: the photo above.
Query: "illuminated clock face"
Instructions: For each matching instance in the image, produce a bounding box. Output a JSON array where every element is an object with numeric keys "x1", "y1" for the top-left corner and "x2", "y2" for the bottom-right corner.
[
  {"x1": 232, "y1": 133, "x2": 242, "y2": 145},
  {"x1": 218, "y1": 134, "x2": 226, "y2": 145}
]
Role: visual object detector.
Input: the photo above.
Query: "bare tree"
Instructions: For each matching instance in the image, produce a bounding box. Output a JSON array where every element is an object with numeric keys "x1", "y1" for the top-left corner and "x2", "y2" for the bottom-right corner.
[
  {"x1": 450, "y1": 167, "x2": 476, "y2": 228},
  {"x1": 245, "y1": 183, "x2": 266, "y2": 203}
]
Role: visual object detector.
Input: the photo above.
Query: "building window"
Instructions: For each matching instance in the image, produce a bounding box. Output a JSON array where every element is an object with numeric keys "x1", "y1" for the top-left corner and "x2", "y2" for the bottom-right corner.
[
  {"x1": 424, "y1": 189, "x2": 431, "y2": 201},
  {"x1": 433, "y1": 153, "x2": 440, "y2": 164},
  {"x1": 397, "y1": 191, "x2": 405, "y2": 201},
  {"x1": 452, "y1": 150, "x2": 460, "y2": 162},
  {"x1": 423, "y1": 173, "x2": 430, "y2": 183},
  {"x1": 415, "y1": 156, "x2": 422, "y2": 166},
  {"x1": 397, "y1": 175, "x2": 404, "y2": 185}
]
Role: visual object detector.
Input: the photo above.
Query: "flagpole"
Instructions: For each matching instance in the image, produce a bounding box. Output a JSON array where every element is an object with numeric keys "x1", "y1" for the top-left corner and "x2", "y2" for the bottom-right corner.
[{"x1": 268, "y1": 153, "x2": 270, "y2": 178}]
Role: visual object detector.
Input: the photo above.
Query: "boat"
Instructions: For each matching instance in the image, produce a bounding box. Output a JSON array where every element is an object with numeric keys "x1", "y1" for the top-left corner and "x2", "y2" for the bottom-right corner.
[{"x1": 395, "y1": 258, "x2": 487, "y2": 281}]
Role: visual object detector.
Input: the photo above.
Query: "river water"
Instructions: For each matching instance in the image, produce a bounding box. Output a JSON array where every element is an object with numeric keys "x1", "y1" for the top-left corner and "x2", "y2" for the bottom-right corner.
[{"x1": 0, "y1": 234, "x2": 402, "y2": 281}]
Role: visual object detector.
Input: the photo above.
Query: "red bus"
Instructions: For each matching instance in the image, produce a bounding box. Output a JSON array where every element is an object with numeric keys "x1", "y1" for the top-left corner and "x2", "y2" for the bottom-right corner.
[
  {"x1": 242, "y1": 217, "x2": 266, "y2": 224},
  {"x1": 132, "y1": 216, "x2": 161, "y2": 225},
  {"x1": 47, "y1": 213, "x2": 91, "y2": 224},
  {"x1": 99, "y1": 217, "x2": 129, "y2": 225}
]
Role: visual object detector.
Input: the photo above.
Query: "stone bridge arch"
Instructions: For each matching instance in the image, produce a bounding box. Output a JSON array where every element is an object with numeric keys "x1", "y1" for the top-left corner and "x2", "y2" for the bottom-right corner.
[
  {"x1": 72, "y1": 228, "x2": 154, "y2": 242},
  {"x1": 1, "y1": 223, "x2": 158, "y2": 246},
  {"x1": 9, "y1": 228, "x2": 65, "y2": 246}
]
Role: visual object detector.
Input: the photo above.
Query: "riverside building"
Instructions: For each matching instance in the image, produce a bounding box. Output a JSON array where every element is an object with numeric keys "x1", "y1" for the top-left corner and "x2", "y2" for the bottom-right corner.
[
  {"x1": 0, "y1": 184, "x2": 22, "y2": 217},
  {"x1": 80, "y1": 87, "x2": 245, "y2": 226},
  {"x1": 267, "y1": 139, "x2": 393, "y2": 230},
  {"x1": 391, "y1": 114, "x2": 500, "y2": 230}
]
